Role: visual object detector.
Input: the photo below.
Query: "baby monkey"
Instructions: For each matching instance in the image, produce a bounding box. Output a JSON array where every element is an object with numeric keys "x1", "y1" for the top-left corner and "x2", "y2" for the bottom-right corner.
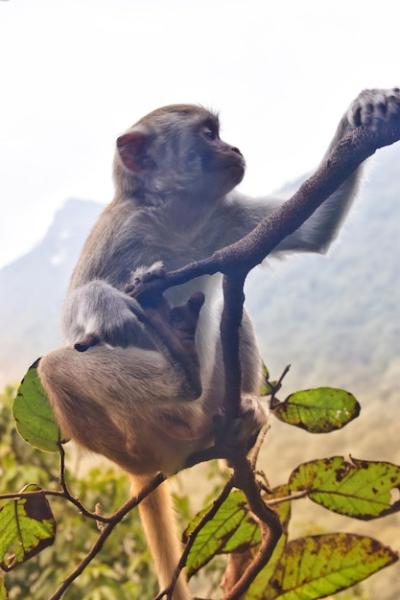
[{"x1": 39, "y1": 89, "x2": 400, "y2": 599}]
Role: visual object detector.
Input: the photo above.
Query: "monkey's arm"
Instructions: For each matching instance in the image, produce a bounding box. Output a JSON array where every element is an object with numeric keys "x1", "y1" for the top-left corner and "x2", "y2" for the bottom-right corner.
[
  {"x1": 62, "y1": 280, "x2": 153, "y2": 349},
  {"x1": 220, "y1": 89, "x2": 399, "y2": 255}
]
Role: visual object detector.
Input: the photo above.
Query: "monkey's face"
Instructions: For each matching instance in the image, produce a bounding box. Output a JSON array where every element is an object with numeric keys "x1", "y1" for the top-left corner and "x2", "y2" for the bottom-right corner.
[{"x1": 115, "y1": 105, "x2": 245, "y2": 201}]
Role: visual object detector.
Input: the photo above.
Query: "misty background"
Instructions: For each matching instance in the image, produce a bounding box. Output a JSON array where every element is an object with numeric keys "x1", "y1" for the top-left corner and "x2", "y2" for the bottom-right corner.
[{"x1": 0, "y1": 2, "x2": 399, "y2": 598}]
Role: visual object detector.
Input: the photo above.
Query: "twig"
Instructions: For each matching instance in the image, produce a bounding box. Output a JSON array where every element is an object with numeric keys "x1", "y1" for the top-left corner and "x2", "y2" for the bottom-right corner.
[
  {"x1": 44, "y1": 111, "x2": 400, "y2": 597},
  {"x1": 0, "y1": 488, "x2": 112, "y2": 524},
  {"x1": 266, "y1": 489, "x2": 309, "y2": 505},
  {"x1": 130, "y1": 117, "x2": 400, "y2": 302},
  {"x1": 250, "y1": 424, "x2": 270, "y2": 469},
  {"x1": 154, "y1": 478, "x2": 234, "y2": 600},
  {"x1": 56, "y1": 442, "x2": 111, "y2": 523},
  {"x1": 223, "y1": 454, "x2": 282, "y2": 600},
  {"x1": 48, "y1": 472, "x2": 165, "y2": 600},
  {"x1": 269, "y1": 364, "x2": 291, "y2": 408}
]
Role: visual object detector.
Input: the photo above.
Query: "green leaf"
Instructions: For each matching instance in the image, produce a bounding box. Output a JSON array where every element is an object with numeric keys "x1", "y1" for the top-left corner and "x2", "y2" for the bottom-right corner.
[
  {"x1": 259, "y1": 362, "x2": 273, "y2": 395},
  {"x1": 13, "y1": 359, "x2": 62, "y2": 452},
  {"x1": 185, "y1": 490, "x2": 259, "y2": 577},
  {"x1": 246, "y1": 534, "x2": 288, "y2": 599},
  {"x1": 262, "y1": 362, "x2": 269, "y2": 381},
  {"x1": 220, "y1": 509, "x2": 261, "y2": 554},
  {"x1": 0, "y1": 485, "x2": 56, "y2": 570},
  {"x1": 272, "y1": 387, "x2": 360, "y2": 433},
  {"x1": 258, "y1": 533, "x2": 398, "y2": 599},
  {"x1": 289, "y1": 456, "x2": 400, "y2": 519}
]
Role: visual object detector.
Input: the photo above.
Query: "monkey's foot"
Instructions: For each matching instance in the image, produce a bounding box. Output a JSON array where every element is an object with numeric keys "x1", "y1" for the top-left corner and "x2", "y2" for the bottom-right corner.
[{"x1": 347, "y1": 88, "x2": 400, "y2": 131}]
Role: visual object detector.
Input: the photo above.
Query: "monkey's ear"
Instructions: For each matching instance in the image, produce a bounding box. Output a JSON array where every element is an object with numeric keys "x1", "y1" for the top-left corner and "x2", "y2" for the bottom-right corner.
[{"x1": 116, "y1": 131, "x2": 149, "y2": 172}]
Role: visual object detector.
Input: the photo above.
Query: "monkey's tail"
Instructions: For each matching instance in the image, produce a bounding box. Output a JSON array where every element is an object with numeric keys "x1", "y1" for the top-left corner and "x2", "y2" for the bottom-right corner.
[{"x1": 129, "y1": 475, "x2": 191, "y2": 600}]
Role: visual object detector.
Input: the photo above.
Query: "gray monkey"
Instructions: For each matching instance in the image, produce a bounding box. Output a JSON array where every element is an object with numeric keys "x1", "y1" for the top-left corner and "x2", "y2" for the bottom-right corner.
[{"x1": 39, "y1": 89, "x2": 400, "y2": 599}]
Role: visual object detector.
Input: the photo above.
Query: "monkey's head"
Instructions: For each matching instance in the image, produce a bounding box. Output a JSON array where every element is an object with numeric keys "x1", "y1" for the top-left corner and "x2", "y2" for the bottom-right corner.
[{"x1": 113, "y1": 104, "x2": 245, "y2": 202}]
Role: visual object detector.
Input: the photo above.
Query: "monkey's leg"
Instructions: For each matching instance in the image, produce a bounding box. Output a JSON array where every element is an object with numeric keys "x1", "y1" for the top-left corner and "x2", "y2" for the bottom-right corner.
[
  {"x1": 39, "y1": 344, "x2": 208, "y2": 473},
  {"x1": 39, "y1": 345, "x2": 198, "y2": 599}
]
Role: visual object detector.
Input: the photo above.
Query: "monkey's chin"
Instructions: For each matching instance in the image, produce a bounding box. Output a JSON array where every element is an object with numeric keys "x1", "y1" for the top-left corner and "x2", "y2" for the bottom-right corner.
[{"x1": 227, "y1": 162, "x2": 245, "y2": 186}]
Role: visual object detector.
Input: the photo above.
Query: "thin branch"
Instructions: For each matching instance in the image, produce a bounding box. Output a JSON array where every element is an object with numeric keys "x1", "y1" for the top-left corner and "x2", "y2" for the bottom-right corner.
[
  {"x1": 223, "y1": 454, "x2": 282, "y2": 600},
  {"x1": 266, "y1": 489, "x2": 309, "y2": 505},
  {"x1": 250, "y1": 424, "x2": 271, "y2": 469},
  {"x1": 48, "y1": 472, "x2": 165, "y2": 600},
  {"x1": 220, "y1": 272, "x2": 247, "y2": 423},
  {"x1": 44, "y1": 110, "x2": 400, "y2": 598},
  {"x1": 56, "y1": 443, "x2": 111, "y2": 522},
  {"x1": 0, "y1": 488, "x2": 112, "y2": 523},
  {"x1": 154, "y1": 478, "x2": 234, "y2": 600},
  {"x1": 130, "y1": 117, "x2": 400, "y2": 302}
]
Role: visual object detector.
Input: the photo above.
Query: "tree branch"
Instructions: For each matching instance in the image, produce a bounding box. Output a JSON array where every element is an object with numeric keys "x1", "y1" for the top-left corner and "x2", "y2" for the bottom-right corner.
[
  {"x1": 130, "y1": 116, "x2": 400, "y2": 302},
  {"x1": 154, "y1": 478, "x2": 234, "y2": 600},
  {"x1": 48, "y1": 472, "x2": 166, "y2": 600},
  {"x1": 45, "y1": 110, "x2": 400, "y2": 598}
]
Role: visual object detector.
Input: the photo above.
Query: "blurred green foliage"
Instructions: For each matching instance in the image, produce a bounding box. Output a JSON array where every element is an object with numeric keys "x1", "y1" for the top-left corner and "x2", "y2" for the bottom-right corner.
[
  {"x1": 0, "y1": 385, "x2": 384, "y2": 600},
  {"x1": 0, "y1": 386, "x2": 157, "y2": 600}
]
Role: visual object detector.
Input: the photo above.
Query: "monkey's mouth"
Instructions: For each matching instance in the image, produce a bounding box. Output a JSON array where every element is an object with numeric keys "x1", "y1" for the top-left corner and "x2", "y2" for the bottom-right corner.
[
  {"x1": 206, "y1": 155, "x2": 246, "y2": 174},
  {"x1": 222, "y1": 158, "x2": 246, "y2": 180}
]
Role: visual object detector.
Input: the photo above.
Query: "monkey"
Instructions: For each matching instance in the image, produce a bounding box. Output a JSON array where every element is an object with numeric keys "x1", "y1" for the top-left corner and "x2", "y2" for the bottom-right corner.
[{"x1": 38, "y1": 89, "x2": 400, "y2": 599}]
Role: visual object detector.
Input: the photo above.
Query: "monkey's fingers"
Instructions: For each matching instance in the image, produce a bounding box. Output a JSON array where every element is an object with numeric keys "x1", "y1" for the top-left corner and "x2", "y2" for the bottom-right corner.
[{"x1": 74, "y1": 334, "x2": 100, "y2": 352}]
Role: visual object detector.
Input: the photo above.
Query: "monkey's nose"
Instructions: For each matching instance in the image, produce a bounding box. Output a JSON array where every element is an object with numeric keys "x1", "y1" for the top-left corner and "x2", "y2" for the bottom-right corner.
[{"x1": 231, "y1": 146, "x2": 242, "y2": 156}]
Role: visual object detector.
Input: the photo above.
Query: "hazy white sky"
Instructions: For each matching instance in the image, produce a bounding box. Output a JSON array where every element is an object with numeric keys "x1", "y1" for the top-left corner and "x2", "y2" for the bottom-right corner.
[{"x1": 1, "y1": 0, "x2": 400, "y2": 267}]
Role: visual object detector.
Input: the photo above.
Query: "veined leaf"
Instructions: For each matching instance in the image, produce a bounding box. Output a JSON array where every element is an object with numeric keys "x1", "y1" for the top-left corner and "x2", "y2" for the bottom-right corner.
[
  {"x1": 246, "y1": 534, "x2": 288, "y2": 599},
  {"x1": 258, "y1": 533, "x2": 398, "y2": 599},
  {"x1": 220, "y1": 509, "x2": 261, "y2": 554},
  {"x1": 185, "y1": 490, "x2": 255, "y2": 577},
  {"x1": 0, "y1": 485, "x2": 56, "y2": 570},
  {"x1": 272, "y1": 387, "x2": 360, "y2": 433},
  {"x1": 289, "y1": 456, "x2": 400, "y2": 519},
  {"x1": 259, "y1": 362, "x2": 273, "y2": 395},
  {"x1": 13, "y1": 359, "x2": 62, "y2": 452}
]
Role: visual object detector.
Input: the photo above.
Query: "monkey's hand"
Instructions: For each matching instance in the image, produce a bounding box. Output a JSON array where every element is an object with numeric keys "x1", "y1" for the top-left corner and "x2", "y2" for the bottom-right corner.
[
  {"x1": 64, "y1": 281, "x2": 151, "y2": 351},
  {"x1": 344, "y1": 88, "x2": 400, "y2": 134}
]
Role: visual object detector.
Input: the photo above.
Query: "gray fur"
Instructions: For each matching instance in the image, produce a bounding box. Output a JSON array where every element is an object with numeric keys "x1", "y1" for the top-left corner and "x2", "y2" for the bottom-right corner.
[
  {"x1": 41, "y1": 93, "x2": 391, "y2": 470},
  {"x1": 38, "y1": 91, "x2": 398, "y2": 598}
]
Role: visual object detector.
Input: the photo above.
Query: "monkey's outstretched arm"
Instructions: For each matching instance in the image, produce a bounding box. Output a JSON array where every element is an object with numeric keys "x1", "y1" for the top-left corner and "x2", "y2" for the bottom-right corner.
[{"x1": 220, "y1": 89, "x2": 400, "y2": 255}]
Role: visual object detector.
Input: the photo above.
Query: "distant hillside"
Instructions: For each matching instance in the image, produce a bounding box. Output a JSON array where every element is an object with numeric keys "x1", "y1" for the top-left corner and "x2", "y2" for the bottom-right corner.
[
  {"x1": 0, "y1": 199, "x2": 103, "y2": 386},
  {"x1": 247, "y1": 143, "x2": 400, "y2": 400},
  {"x1": 0, "y1": 145, "x2": 399, "y2": 404}
]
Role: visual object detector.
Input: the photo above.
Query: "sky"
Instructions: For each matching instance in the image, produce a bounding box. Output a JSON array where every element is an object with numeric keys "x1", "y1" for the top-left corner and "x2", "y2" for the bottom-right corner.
[{"x1": 1, "y1": 0, "x2": 400, "y2": 268}]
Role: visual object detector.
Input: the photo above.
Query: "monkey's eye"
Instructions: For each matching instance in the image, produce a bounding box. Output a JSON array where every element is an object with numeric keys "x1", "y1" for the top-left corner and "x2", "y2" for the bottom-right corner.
[{"x1": 202, "y1": 125, "x2": 217, "y2": 140}]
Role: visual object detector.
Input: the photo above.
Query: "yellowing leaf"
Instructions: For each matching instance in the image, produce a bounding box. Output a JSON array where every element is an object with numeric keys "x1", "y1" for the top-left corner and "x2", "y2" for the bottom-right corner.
[
  {"x1": 259, "y1": 533, "x2": 397, "y2": 599},
  {"x1": 0, "y1": 485, "x2": 56, "y2": 570},
  {"x1": 290, "y1": 456, "x2": 400, "y2": 519}
]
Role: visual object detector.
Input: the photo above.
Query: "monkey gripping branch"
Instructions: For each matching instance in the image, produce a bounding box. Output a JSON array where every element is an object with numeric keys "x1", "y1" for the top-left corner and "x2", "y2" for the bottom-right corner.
[
  {"x1": 4, "y1": 93, "x2": 400, "y2": 600},
  {"x1": 125, "y1": 110, "x2": 400, "y2": 599}
]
